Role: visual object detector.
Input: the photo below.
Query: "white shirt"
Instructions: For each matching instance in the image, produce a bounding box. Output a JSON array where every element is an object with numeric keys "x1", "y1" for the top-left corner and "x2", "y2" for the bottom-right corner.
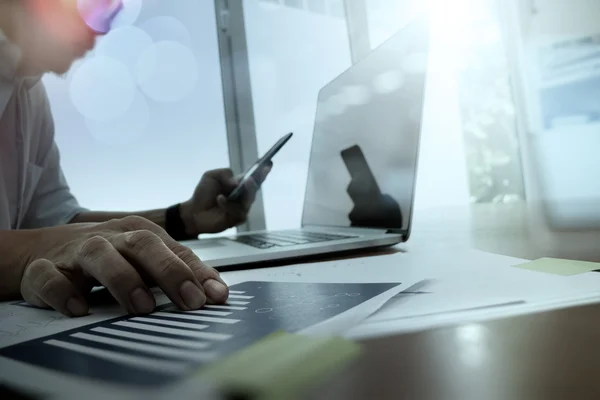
[{"x1": 0, "y1": 30, "x2": 85, "y2": 230}]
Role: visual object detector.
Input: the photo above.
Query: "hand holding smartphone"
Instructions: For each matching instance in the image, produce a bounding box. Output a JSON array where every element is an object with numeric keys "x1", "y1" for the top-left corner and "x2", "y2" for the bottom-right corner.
[{"x1": 227, "y1": 132, "x2": 293, "y2": 202}]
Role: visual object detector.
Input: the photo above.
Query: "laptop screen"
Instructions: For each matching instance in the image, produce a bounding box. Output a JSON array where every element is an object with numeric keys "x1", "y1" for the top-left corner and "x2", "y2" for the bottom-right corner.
[{"x1": 301, "y1": 16, "x2": 430, "y2": 234}]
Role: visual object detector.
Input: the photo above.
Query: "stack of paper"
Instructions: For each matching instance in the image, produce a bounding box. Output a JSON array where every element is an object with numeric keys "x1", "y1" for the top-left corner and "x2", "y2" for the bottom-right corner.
[{"x1": 347, "y1": 253, "x2": 600, "y2": 339}]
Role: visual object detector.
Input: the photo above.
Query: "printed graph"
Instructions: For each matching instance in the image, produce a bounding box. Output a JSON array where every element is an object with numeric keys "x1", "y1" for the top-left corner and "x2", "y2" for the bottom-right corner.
[{"x1": 0, "y1": 281, "x2": 398, "y2": 386}]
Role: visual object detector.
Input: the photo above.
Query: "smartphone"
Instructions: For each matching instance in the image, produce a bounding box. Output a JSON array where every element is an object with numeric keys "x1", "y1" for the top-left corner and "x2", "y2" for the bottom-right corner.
[
  {"x1": 340, "y1": 145, "x2": 382, "y2": 196},
  {"x1": 228, "y1": 132, "x2": 293, "y2": 201}
]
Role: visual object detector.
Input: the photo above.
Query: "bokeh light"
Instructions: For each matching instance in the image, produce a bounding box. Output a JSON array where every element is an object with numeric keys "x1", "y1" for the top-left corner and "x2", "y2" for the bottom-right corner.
[
  {"x1": 139, "y1": 16, "x2": 193, "y2": 47},
  {"x1": 373, "y1": 70, "x2": 406, "y2": 94},
  {"x1": 340, "y1": 85, "x2": 371, "y2": 105},
  {"x1": 402, "y1": 52, "x2": 430, "y2": 74},
  {"x1": 136, "y1": 41, "x2": 199, "y2": 102},
  {"x1": 69, "y1": 55, "x2": 135, "y2": 122},
  {"x1": 69, "y1": 2, "x2": 206, "y2": 144},
  {"x1": 327, "y1": 94, "x2": 348, "y2": 116},
  {"x1": 85, "y1": 89, "x2": 149, "y2": 146},
  {"x1": 95, "y1": 26, "x2": 154, "y2": 80},
  {"x1": 110, "y1": 0, "x2": 142, "y2": 29}
]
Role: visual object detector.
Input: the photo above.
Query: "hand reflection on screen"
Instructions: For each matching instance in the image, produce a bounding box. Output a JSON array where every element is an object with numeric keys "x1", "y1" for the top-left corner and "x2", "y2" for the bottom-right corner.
[{"x1": 341, "y1": 145, "x2": 403, "y2": 229}]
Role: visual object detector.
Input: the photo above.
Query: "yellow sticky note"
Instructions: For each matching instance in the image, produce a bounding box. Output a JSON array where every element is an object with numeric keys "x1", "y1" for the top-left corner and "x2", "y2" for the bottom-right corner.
[
  {"x1": 514, "y1": 257, "x2": 600, "y2": 276},
  {"x1": 196, "y1": 331, "x2": 361, "y2": 400}
]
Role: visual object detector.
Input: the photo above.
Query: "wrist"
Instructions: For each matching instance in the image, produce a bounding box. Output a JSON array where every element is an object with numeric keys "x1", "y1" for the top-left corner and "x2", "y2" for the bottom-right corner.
[
  {"x1": 15, "y1": 228, "x2": 36, "y2": 272},
  {"x1": 166, "y1": 202, "x2": 197, "y2": 240},
  {"x1": 179, "y1": 200, "x2": 199, "y2": 237},
  {"x1": 0, "y1": 229, "x2": 36, "y2": 300}
]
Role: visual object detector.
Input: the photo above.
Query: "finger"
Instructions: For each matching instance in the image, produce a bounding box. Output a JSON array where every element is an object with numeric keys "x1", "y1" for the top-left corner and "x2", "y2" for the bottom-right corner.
[
  {"x1": 255, "y1": 161, "x2": 273, "y2": 185},
  {"x1": 155, "y1": 231, "x2": 229, "y2": 304},
  {"x1": 238, "y1": 163, "x2": 271, "y2": 200},
  {"x1": 77, "y1": 235, "x2": 156, "y2": 315},
  {"x1": 207, "y1": 168, "x2": 238, "y2": 190},
  {"x1": 217, "y1": 194, "x2": 248, "y2": 227},
  {"x1": 111, "y1": 230, "x2": 209, "y2": 310},
  {"x1": 205, "y1": 168, "x2": 234, "y2": 180},
  {"x1": 117, "y1": 216, "x2": 229, "y2": 304},
  {"x1": 21, "y1": 259, "x2": 89, "y2": 317},
  {"x1": 241, "y1": 177, "x2": 260, "y2": 209}
]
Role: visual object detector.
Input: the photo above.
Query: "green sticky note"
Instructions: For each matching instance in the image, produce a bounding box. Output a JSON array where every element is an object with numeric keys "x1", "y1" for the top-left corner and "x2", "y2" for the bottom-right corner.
[
  {"x1": 196, "y1": 331, "x2": 361, "y2": 400},
  {"x1": 514, "y1": 257, "x2": 600, "y2": 276}
]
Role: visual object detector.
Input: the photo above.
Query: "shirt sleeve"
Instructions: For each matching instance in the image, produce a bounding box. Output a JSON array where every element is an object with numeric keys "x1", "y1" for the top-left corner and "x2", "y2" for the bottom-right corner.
[{"x1": 20, "y1": 82, "x2": 87, "y2": 229}]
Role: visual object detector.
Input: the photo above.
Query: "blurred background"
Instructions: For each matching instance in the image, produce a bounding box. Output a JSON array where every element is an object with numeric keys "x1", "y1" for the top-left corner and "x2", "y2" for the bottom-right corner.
[{"x1": 43, "y1": 0, "x2": 600, "y2": 258}]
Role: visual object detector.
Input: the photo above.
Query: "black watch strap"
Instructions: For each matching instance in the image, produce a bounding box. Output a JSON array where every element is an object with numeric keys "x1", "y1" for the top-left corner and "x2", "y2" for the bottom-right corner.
[{"x1": 165, "y1": 204, "x2": 190, "y2": 241}]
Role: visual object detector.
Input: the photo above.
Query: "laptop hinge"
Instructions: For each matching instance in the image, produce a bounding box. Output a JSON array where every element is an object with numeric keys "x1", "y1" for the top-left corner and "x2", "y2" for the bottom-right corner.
[
  {"x1": 304, "y1": 224, "x2": 404, "y2": 236},
  {"x1": 387, "y1": 229, "x2": 409, "y2": 242},
  {"x1": 386, "y1": 228, "x2": 405, "y2": 235}
]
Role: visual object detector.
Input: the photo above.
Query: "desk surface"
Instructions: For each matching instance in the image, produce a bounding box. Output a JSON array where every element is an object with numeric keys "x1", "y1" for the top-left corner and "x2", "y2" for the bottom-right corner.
[
  {"x1": 309, "y1": 203, "x2": 600, "y2": 399},
  {"x1": 5, "y1": 203, "x2": 600, "y2": 399},
  {"x1": 314, "y1": 301, "x2": 600, "y2": 400}
]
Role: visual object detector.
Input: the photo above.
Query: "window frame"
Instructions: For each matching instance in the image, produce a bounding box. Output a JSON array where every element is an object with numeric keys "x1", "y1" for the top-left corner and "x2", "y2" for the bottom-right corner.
[{"x1": 217, "y1": 0, "x2": 370, "y2": 231}]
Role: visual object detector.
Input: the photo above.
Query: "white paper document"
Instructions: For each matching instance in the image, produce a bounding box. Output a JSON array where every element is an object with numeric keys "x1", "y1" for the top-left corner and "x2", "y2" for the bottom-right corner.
[
  {"x1": 345, "y1": 250, "x2": 600, "y2": 339},
  {"x1": 347, "y1": 291, "x2": 600, "y2": 340},
  {"x1": 363, "y1": 279, "x2": 525, "y2": 323},
  {"x1": 4, "y1": 246, "x2": 600, "y2": 396},
  {"x1": 0, "y1": 279, "x2": 412, "y2": 398}
]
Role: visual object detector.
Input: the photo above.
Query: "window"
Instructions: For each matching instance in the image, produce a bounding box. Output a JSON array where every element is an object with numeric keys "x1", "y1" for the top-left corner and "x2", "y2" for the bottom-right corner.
[
  {"x1": 245, "y1": 0, "x2": 352, "y2": 229},
  {"x1": 367, "y1": 0, "x2": 424, "y2": 49},
  {"x1": 44, "y1": 0, "x2": 229, "y2": 212},
  {"x1": 366, "y1": 0, "x2": 472, "y2": 210}
]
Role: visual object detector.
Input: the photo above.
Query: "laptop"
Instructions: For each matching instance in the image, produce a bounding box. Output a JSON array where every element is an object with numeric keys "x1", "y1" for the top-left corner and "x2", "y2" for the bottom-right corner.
[{"x1": 182, "y1": 16, "x2": 430, "y2": 269}]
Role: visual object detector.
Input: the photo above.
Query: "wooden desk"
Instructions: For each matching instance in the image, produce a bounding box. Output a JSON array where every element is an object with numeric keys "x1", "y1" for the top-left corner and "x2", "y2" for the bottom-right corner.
[
  {"x1": 4, "y1": 203, "x2": 598, "y2": 399},
  {"x1": 314, "y1": 301, "x2": 600, "y2": 400},
  {"x1": 310, "y1": 203, "x2": 600, "y2": 399}
]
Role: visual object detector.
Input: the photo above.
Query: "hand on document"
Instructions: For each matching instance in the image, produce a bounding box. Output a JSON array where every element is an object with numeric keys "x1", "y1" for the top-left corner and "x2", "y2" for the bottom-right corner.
[{"x1": 18, "y1": 216, "x2": 229, "y2": 317}]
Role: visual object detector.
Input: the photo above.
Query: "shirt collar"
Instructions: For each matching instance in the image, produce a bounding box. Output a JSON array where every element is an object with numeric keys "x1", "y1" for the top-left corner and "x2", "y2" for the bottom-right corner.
[
  {"x1": 0, "y1": 28, "x2": 41, "y2": 88},
  {"x1": 0, "y1": 29, "x2": 41, "y2": 119},
  {"x1": 0, "y1": 28, "x2": 22, "y2": 82}
]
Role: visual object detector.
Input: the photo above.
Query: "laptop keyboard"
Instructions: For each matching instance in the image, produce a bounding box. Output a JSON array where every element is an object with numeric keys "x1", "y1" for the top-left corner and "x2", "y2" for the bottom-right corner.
[{"x1": 230, "y1": 231, "x2": 356, "y2": 249}]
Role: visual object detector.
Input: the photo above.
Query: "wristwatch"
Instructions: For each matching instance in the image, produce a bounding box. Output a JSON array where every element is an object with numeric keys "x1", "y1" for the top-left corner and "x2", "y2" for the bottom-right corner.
[{"x1": 165, "y1": 204, "x2": 190, "y2": 241}]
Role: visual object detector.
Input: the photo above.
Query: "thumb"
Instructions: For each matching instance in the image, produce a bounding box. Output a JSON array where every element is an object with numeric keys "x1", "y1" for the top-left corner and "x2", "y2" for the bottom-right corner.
[
  {"x1": 21, "y1": 259, "x2": 89, "y2": 317},
  {"x1": 217, "y1": 194, "x2": 228, "y2": 208}
]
